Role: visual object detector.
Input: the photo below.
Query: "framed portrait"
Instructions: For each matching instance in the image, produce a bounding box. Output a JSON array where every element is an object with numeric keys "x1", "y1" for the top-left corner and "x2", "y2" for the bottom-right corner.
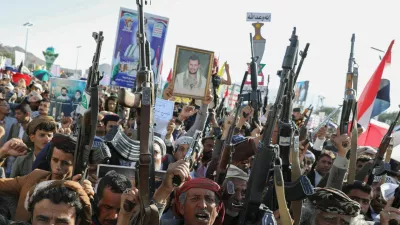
[{"x1": 172, "y1": 45, "x2": 214, "y2": 100}]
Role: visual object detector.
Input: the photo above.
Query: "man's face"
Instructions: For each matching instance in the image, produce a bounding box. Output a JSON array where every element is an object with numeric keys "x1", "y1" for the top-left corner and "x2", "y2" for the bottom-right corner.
[
  {"x1": 174, "y1": 144, "x2": 190, "y2": 161},
  {"x1": 347, "y1": 189, "x2": 371, "y2": 215},
  {"x1": 15, "y1": 109, "x2": 29, "y2": 124},
  {"x1": 203, "y1": 139, "x2": 214, "y2": 153},
  {"x1": 293, "y1": 112, "x2": 302, "y2": 120},
  {"x1": 50, "y1": 147, "x2": 74, "y2": 180},
  {"x1": 154, "y1": 143, "x2": 162, "y2": 170},
  {"x1": 61, "y1": 89, "x2": 67, "y2": 96},
  {"x1": 98, "y1": 187, "x2": 122, "y2": 225},
  {"x1": 0, "y1": 101, "x2": 10, "y2": 115},
  {"x1": 224, "y1": 178, "x2": 247, "y2": 217},
  {"x1": 179, "y1": 188, "x2": 219, "y2": 225},
  {"x1": 315, "y1": 155, "x2": 333, "y2": 176},
  {"x1": 39, "y1": 102, "x2": 50, "y2": 116},
  {"x1": 106, "y1": 121, "x2": 119, "y2": 134},
  {"x1": 315, "y1": 211, "x2": 351, "y2": 225},
  {"x1": 30, "y1": 130, "x2": 54, "y2": 151},
  {"x1": 32, "y1": 199, "x2": 76, "y2": 225},
  {"x1": 188, "y1": 59, "x2": 200, "y2": 75},
  {"x1": 75, "y1": 91, "x2": 81, "y2": 99},
  {"x1": 107, "y1": 100, "x2": 116, "y2": 112}
]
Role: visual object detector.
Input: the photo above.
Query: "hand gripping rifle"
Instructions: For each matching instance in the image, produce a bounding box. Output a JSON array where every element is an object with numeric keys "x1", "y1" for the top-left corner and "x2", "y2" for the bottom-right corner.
[
  {"x1": 117, "y1": 1, "x2": 159, "y2": 224},
  {"x1": 239, "y1": 34, "x2": 263, "y2": 130},
  {"x1": 216, "y1": 97, "x2": 243, "y2": 185},
  {"x1": 172, "y1": 130, "x2": 203, "y2": 186},
  {"x1": 365, "y1": 108, "x2": 400, "y2": 185},
  {"x1": 73, "y1": 31, "x2": 104, "y2": 182},
  {"x1": 238, "y1": 27, "x2": 299, "y2": 225}
]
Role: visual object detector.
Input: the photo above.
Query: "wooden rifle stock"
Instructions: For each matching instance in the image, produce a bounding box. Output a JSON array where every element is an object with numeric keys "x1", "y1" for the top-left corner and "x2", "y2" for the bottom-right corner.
[
  {"x1": 216, "y1": 97, "x2": 243, "y2": 185},
  {"x1": 291, "y1": 135, "x2": 302, "y2": 225},
  {"x1": 275, "y1": 164, "x2": 293, "y2": 225},
  {"x1": 347, "y1": 105, "x2": 358, "y2": 184}
]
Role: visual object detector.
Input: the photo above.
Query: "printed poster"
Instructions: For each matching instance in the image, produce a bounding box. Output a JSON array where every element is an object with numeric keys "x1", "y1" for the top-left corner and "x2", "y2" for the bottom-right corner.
[
  {"x1": 294, "y1": 80, "x2": 309, "y2": 103},
  {"x1": 111, "y1": 7, "x2": 169, "y2": 88},
  {"x1": 49, "y1": 77, "x2": 87, "y2": 121}
]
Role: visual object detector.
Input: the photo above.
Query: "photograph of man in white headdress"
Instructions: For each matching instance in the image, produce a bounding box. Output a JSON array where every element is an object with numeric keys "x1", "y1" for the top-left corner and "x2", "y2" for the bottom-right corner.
[{"x1": 172, "y1": 46, "x2": 213, "y2": 99}]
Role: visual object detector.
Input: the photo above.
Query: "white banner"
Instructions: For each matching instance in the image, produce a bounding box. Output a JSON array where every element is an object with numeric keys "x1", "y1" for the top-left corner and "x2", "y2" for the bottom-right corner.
[{"x1": 246, "y1": 12, "x2": 272, "y2": 22}]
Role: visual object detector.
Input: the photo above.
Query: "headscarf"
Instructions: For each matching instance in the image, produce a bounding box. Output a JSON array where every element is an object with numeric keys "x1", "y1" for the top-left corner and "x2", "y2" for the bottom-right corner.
[
  {"x1": 226, "y1": 165, "x2": 249, "y2": 181},
  {"x1": 174, "y1": 178, "x2": 225, "y2": 225},
  {"x1": 309, "y1": 187, "x2": 360, "y2": 216},
  {"x1": 154, "y1": 136, "x2": 166, "y2": 156},
  {"x1": 174, "y1": 136, "x2": 194, "y2": 150},
  {"x1": 24, "y1": 180, "x2": 92, "y2": 225}
]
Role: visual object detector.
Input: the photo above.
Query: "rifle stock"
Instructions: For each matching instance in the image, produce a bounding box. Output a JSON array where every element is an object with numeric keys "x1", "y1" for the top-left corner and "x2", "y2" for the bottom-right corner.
[
  {"x1": 274, "y1": 164, "x2": 293, "y2": 225},
  {"x1": 291, "y1": 135, "x2": 302, "y2": 225}
]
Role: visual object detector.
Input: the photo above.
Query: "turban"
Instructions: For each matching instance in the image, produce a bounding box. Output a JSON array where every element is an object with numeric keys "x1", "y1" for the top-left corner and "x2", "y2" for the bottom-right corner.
[
  {"x1": 24, "y1": 180, "x2": 92, "y2": 225},
  {"x1": 154, "y1": 136, "x2": 166, "y2": 156},
  {"x1": 226, "y1": 165, "x2": 249, "y2": 181},
  {"x1": 174, "y1": 178, "x2": 225, "y2": 225},
  {"x1": 309, "y1": 187, "x2": 360, "y2": 216},
  {"x1": 305, "y1": 150, "x2": 315, "y2": 161},
  {"x1": 174, "y1": 136, "x2": 194, "y2": 150},
  {"x1": 27, "y1": 116, "x2": 56, "y2": 135}
]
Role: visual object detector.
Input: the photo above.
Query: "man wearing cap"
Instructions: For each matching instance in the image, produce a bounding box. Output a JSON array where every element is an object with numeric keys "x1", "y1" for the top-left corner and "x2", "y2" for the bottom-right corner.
[
  {"x1": 0, "y1": 134, "x2": 86, "y2": 221},
  {"x1": 11, "y1": 116, "x2": 56, "y2": 177},
  {"x1": 27, "y1": 91, "x2": 43, "y2": 112},
  {"x1": 222, "y1": 165, "x2": 248, "y2": 225},
  {"x1": 301, "y1": 187, "x2": 368, "y2": 225}
]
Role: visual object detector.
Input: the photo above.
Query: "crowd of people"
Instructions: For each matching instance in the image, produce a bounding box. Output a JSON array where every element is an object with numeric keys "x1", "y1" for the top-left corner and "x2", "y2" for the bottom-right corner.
[{"x1": 0, "y1": 55, "x2": 399, "y2": 225}]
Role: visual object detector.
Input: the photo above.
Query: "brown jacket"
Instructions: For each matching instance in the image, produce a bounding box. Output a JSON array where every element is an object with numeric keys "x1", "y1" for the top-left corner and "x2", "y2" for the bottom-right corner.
[{"x1": 0, "y1": 169, "x2": 51, "y2": 221}]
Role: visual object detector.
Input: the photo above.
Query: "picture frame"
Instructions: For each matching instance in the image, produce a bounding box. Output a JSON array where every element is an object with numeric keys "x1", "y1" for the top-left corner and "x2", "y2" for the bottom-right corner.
[{"x1": 171, "y1": 45, "x2": 214, "y2": 100}]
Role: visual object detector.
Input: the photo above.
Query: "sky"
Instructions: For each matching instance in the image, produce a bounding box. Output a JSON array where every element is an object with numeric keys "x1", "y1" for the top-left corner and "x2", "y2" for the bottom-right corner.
[{"x1": 1, "y1": 0, "x2": 400, "y2": 112}]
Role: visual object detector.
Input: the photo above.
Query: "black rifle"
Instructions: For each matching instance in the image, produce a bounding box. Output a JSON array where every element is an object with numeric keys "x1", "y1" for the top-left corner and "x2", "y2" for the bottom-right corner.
[
  {"x1": 172, "y1": 130, "x2": 203, "y2": 186},
  {"x1": 239, "y1": 34, "x2": 262, "y2": 130},
  {"x1": 366, "y1": 108, "x2": 400, "y2": 185},
  {"x1": 73, "y1": 31, "x2": 104, "y2": 181},
  {"x1": 238, "y1": 27, "x2": 299, "y2": 225},
  {"x1": 263, "y1": 74, "x2": 270, "y2": 115}
]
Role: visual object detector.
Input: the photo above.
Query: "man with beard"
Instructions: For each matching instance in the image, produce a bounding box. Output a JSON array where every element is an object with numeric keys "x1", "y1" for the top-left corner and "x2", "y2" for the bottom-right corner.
[
  {"x1": 221, "y1": 165, "x2": 248, "y2": 225},
  {"x1": 174, "y1": 55, "x2": 207, "y2": 97},
  {"x1": 56, "y1": 87, "x2": 73, "y2": 118},
  {"x1": 194, "y1": 136, "x2": 214, "y2": 178}
]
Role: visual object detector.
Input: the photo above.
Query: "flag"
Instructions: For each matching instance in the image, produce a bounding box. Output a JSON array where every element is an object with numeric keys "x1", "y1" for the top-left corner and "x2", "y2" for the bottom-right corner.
[
  {"x1": 371, "y1": 79, "x2": 391, "y2": 118},
  {"x1": 224, "y1": 86, "x2": 229, "y2": 97},
  {"x1": 357, "y1": 40, "x2": 394, "y2": 128},
  {"x1": 166, "y1": 69, "x2": 172, "y2": 83},
  {"x1": 217, "y1": 62, "x2": 226, "y2": 77}
]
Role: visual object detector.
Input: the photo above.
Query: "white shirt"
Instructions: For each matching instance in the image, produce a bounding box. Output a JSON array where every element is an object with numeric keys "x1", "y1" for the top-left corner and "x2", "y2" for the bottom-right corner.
[
  {"x1": 18, "y1": 124, "x2": 24, "y2": 139},
  {"x1": 315, "y1": 171, "x2": 323, "y2": 186}
]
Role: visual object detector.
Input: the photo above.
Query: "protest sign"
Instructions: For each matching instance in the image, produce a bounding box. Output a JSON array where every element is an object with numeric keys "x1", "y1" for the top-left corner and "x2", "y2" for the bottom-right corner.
[
  {"x1": 154, "y1": 98, "x2": 174, "y2": 139},
  {"x1": 111, "y1": 7, "x2": 169, "y2": 88},
  {"x1": 49, "y1": 77, "x2": 86, "y2": 121}
]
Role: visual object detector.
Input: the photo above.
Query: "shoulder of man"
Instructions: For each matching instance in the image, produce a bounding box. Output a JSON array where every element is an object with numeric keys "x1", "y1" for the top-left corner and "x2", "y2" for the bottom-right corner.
[{"x1": 28, "y1": 169, "x2": 52, "y2": 179}]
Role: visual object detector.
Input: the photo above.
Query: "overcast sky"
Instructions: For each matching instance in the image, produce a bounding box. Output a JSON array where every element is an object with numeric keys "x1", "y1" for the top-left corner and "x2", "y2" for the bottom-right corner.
[{"x1": 1, "y1": 0, "x2": 399, "y2": 112}]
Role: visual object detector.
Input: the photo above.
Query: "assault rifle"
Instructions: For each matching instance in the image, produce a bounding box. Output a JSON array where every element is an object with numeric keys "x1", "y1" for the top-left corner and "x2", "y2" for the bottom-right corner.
[
  {"x1": 366, "y1": 108, "x2": 400, "y2": 185},
  {"x1": 172, "y1": 130, "x2": 203, "y2": 186},
  {"x1": 73, "y1": 31, "x2": 104, "y2": 181},
  {"x1": 216, "y1": 97, "x2": 243, "y2": 185},
  {"x1": 238, "y1": 27, "x2": 299, "y2": 225},
  {"x1": 117, "y1": 1, "x2": 159, "y2": 224},
  {"x1": 239, "y1": 34, "x2": 262, "y2": 130}
]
